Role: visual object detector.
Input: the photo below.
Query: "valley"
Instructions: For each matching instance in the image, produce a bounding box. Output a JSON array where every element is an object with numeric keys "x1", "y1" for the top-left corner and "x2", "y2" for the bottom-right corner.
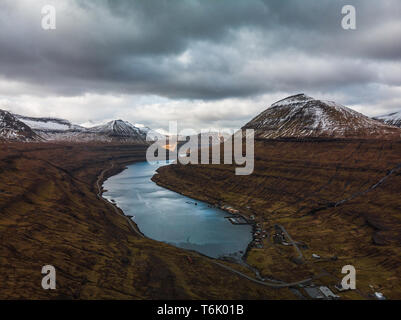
[
  {"x1": 2, "y1": 0, "x2": 401, "y2": 305},
  {"x1": 0, "y1": 142, "x2": 292, "y2": 299},
  {"x1": 151, "y1": 94, "x2": 401, "y2": 299},
  {"x1": 1, "y1": 94, "x2": 400, "y2": 300}
]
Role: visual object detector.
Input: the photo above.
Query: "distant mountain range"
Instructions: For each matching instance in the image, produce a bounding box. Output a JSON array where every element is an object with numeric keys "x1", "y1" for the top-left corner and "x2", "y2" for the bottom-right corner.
[
  {"x1": 373, "y1": 111, "x2": 401, "y2": 128},
  {"x1": 0, "y1": 109, "x2": 159, "y2": 143},
  {"x1": 243, "y1": 94, "x2": 401, "y2": 139},
  {"x1": 2, "y1": 96, "x2": 401, "y2": 143}
]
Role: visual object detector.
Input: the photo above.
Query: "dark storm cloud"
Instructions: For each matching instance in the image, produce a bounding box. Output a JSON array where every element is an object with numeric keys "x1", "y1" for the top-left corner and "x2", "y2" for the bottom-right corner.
[{"x1": 0, "y1": 0, "x2": 400, "y2": 100}]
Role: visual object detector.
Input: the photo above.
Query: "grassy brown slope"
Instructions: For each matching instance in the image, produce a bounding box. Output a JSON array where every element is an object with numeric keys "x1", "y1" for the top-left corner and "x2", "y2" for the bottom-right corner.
[
  {"x1": 153, "y1": 139, "x2": 401, "y2": 299},
  {"x1": 0, "y1": 142, "x2": 291, "y2": 299}
]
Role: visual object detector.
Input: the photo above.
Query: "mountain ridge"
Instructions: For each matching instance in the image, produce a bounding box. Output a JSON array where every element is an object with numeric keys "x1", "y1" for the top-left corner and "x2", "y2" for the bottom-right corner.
[
  {"x1": 243, "y1": 94, "x2": 401, "y2": 139},
  {"x1": 374, "y1": 111, "x2": 401, "y2": 128},
  {"x1": 86, "y1": 120, "x2": 148, "y2": 143},
  {"x1": 0, "y1": 110, "x2": 43, "y2": 142},
  {"x1": 0, "y1": 109, "x2": 154, "y2": 143},
  {"x1": 2, "y1": 95, "x2": 401, "y2": 142}
]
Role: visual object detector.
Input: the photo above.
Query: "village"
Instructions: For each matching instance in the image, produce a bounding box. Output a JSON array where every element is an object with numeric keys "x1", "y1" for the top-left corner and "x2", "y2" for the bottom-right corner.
[{"x1": 218, "y1": 203, "x2": 387, "y2": 300}]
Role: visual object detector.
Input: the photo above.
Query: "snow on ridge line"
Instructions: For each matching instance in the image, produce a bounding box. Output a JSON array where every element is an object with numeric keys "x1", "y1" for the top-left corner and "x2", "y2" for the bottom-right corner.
[
  {"x1": 373, "y1": 110, "x2": 401, "y2": 128},
  {"x1": 88, "y1": 119, "x2": 143, "y2": 134},
  {"x1": 243, "y1": 94, "x2": 401, "y2": 139},
  {"x1": 16, "y1": 118, "x2": 75, "y2": 131},
  {"x1": 375, "y1": 110, "x2": 401, "y2": 121},
  {"x1": 18, "y1": 115, "x2": 152, "y2": 137},
  {"x1": 0, "y1": 110, "x2": 42, "y2": 141},
  {"x1": 0, "y1": 109, "x2": 157, "y2": 142},
  {"x1": 271, "y1": 93, "x2": 314, "y2": 107},
  {"x1": 14, "y1": 114, "x2": 85, "y2": 132},
  {"x1": 270, "y1": 96, "x2": 382, "y2": 125}
]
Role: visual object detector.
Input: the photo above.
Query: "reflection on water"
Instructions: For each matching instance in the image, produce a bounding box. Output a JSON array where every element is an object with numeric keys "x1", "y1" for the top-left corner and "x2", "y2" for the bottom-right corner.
[{"x1": 103, "y1": 161, "x2": 252, "y2": 258}]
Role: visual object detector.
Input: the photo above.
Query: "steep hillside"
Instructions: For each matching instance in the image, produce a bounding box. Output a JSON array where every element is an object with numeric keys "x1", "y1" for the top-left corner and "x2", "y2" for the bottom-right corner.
[
  {"x1": 243, "y1": 94, "x2": 400, "y2": 139},
  {"x1": 153, "y1": 139, "x2": 401, "y2": 299},
  {"x1": 135, "y1": 125, "x2": 164, "y2": 141},
  {"x1": 0, "y1": 142, "x2": 290, "y2": 299},
  {"x1": 0, "y1": 110, "x2": 42, "y2": 142},
  {"x1": 150, "y1": 93, "x2": 401, "y2": 299},
  {"x1": 374, "y1": 111, "x2": 401, "y2": 128}
]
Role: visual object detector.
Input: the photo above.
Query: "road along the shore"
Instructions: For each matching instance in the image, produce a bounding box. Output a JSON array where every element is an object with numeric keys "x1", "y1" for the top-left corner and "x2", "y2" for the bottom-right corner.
[{"x1": 96, "y1": 162, "x2": 145, "y2": 238}]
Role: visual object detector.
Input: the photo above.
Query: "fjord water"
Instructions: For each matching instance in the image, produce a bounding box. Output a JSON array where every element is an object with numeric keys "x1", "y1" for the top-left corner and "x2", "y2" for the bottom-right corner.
[{"x1": 103, "y1": 161, "x2": 252, "y2": 258}]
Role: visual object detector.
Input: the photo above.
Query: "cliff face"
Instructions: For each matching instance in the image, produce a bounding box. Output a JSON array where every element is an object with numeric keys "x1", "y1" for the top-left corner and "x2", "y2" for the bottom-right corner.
[{"x1": 153, "y1": 139, "x2": 401, "y2": 298}]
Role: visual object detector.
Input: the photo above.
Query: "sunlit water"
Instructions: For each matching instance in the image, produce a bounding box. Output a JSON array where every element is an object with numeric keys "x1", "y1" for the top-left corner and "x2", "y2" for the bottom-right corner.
[{"x1": 103, "y1": 161, "x2": 252, "y2": 258}]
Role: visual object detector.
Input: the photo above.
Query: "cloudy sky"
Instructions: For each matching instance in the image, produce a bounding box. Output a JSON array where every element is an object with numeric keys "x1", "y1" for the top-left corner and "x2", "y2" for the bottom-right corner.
[{"x1": 0, "y1": 0, "x2": 400, "y2": 131}]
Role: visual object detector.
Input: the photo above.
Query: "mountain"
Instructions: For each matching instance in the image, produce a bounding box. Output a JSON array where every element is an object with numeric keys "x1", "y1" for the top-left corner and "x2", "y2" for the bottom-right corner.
[
  {"x1": 15, "y1": 115, "x2": 86, "y2": 141},
  {"x1": 243, "y1": 94, "x2": 401, "y2": 139},
  {"x1": 85, "y1": 120, "x2": 148, "y2": 143},
  {"x1": 1, "y1": 110, "x2": 154, "y2": 143},
  {"x1": 0, "y1": 110, "x2": 42, "y2": 142},
  {"x1": 135, "y1": 125, "x2": 165, "y2": 141},
  {"x1": 373, "y1": 111, "x2": 401, "y2": 128}
]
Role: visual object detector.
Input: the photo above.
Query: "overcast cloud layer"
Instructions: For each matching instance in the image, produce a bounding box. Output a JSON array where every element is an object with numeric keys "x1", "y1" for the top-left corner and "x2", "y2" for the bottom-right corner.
[{"x1": 0, "y1": 0, "x2": 400, "y2": 131}]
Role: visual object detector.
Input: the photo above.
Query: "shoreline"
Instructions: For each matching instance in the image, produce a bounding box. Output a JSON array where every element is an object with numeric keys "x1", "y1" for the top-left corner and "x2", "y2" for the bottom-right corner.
[
  {"x1": 151, "y1": 169, "x2": 260, "y2": 261},
  {"x1": 95, "y1": 160, "x2": 332, "y2": 290},
  {"x1": 97, "y1": 161, "x2": 314, "y2": 289},
  {"x1": 0, "y1": 142, "x2": 298, "y2": 299},
  {"x1": 95, "y1": 161, "x2": 146, "y2": 239},
  {"x1": 98, "y1": 161, "x2": 261, "y2": 270}
]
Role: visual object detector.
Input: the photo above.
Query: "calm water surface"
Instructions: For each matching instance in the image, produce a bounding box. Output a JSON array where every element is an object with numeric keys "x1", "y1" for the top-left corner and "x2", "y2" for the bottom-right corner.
[{"x1": 103, "y1": 161, "x2": 252, "y2": 258}]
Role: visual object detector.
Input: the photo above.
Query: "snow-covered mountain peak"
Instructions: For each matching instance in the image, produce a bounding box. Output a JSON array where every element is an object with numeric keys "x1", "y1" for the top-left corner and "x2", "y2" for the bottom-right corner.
[
  {"x1": 0, "y1": 110, "x2": 42, "y2": 142},
  {"x1": 271, "y1": 93, "x2": 314, "y2": 108},
  {"x1": 373, "y1": 110, "x2": 401, "y2": 128},
  {"x1": 243, "y1": 95, "x2": 401, "y2": 139},
  {"x1": 89, "y1": 119, "x2": 141, "y2": 134},
  {"x1": 0, "y1": 110, "x2": 156, "y2": 144},
  {"x1": 85, "y1": 119, "x2": 150, "y2": 143}
]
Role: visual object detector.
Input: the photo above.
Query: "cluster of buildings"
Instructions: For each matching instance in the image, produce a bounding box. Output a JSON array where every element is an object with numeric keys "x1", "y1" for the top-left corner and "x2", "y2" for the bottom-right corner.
[
  {"x1": 251, "y1": 223, "x2": 267, "y2": 249},
  {"x1": 221, "y1": 205, "x2": 240, "y2": 215},
  {"x1": 220, "y1": 204, "x2": 268, "y2": 249},
  {"x1": 221, "y1": 205, "x2": 251, "y2": 225},
  {"x1": 273, "y1": 230, "x2": 288, "y2": 245}
]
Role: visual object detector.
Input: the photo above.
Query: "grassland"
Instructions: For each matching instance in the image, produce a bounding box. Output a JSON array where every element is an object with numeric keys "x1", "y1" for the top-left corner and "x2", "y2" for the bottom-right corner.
[
  {"x1": 0, "y1": 142, "x2": 295, "y2": 299},
  {"x1": 153, "y1": 138, "x2": 401, "y2": 299}
]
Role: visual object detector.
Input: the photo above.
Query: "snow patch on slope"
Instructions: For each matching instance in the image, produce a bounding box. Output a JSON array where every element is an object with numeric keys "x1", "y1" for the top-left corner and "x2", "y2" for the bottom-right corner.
[
  {"x1": 0, "y1": 110, "x2": 42, "y2": 142},
  {"x1": 16, "y1": 115, "x2": 84, "y2": 132},
  {"x1": 243, "y1": 94, "x2": 401, "y2": 139},
  {"x1": 374, "y1": 110, "x2": 401, "y2": 128}
]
